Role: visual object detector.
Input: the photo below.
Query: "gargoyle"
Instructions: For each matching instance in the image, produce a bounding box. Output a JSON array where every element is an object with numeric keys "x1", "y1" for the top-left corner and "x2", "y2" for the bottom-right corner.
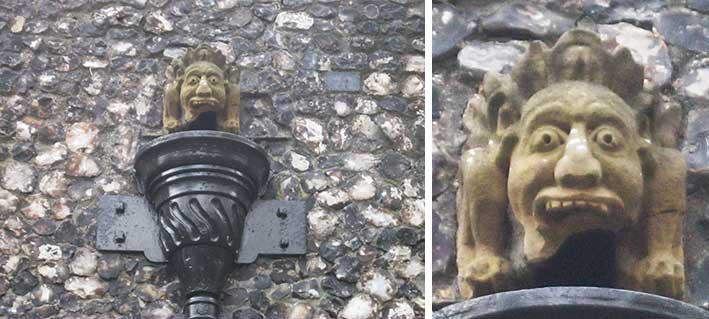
[
  {"x1": 163, "y1": 44, "x2": 240, "y2": 133},
  {"x1": 457, "y1": 29, "x2": 686, "y2": 300}
]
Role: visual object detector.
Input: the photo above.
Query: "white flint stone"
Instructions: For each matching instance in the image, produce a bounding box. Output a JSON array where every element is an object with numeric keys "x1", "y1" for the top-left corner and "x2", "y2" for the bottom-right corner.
[
  {"x1": 401, "y1": 199, "x2": 424, "y2": 227},
  {"x1": 352, "y1": 115, "x2": 381, "y2": 139},
  {"x1": 112, "y1": 41, "x2": 137, "y2": 56},
  {"x1": 676, "y1": 65, "x2": 709, "y2": 100},
  {"x1": 401, "y1": 75, "x2": 424, "y2": 97},
  {"x1": 32, "y1": 284, "x2": 54, "y2": 304},
  {"x1": 457, "y1": 41, "x2": 526, "y2": 75},
  {"x1": 51, "y1": 199, "x2": 72, "y2": 220},
  {"x1": 2, "y1": 161, "x2": 36, "y2": 193},
  {"x1": 39, "y1": 171, "x2": 67, "y2": 198},
  {"x1": 66, "y1": 122, "x2": 99, "y2": 153},
  {"x1": 355, "y1": 97, "x2": 378, "y2": 114},
  {"x1": 11, "y1": 16, "x2": 25, "y2": 33},
  {"x1": 383, "y1": 245, "x2": 411, "y2": 262},
  {"x1": 144, "y1": 11, "x2": 174, "y2": 34},
  {"x1": 276, "y1": 12, "x2": 314, "y2": 30},
  {"x1": 364, "y1": 72, "x2": 397, "y2": 95},
  {"x1": 307, "y1": 208, "x2": 339, "y2": 240},
  {"x1": 341, "y1": 295, "x2": 376, "y2": 319},
  {"x1": 15, "y1": 120, "x2": 34, "y2": 141},
  {"x1": 401, "y1": 178, "x2": 420, "y2": 198},
  {"x1": 82, "y1": 56, "x2": 109, "y2": 69},
  {"x1": 64, "y1": 276, "x2": 108, "y2": 299},
  {"x1": 70, "y1": 248, "x2": 98, "y2": 276},
  {"x1": 404, "y1": 55, "x2": 425, "y2": 73},
  {"x1": 290, "y1": 151, "x2": 310, "y2": 171},
  {"x1": 361, "y1": 271, "x2": 395, "y2": 301},
  {"x1": 384, "y1": 301, "x2": 416, "y2": 319},
  {"x1": 134, "y1": 75, "x2": 158, "y2": 120},
  {"x1": 348, "y1": 174, "x2": 377, "y2": 201},
  {"x1": 38, "y1": 244, "x2": 62, "y2": 260},
  {"x1": 67, "y1": 153, "x2": 102, "y2": 177},
  {"x1": 0, "y1": 188, "x2": 19, "y2": 214},
  {"x1": 598, "y1": 23, "x2": 672, "y2": 87},
  {"x1": 333, "y1": 100, "x2": 351, "y2": 117},
  {"x1": 0, "y1": 232, "x2": 21, "y2": 255},
  {"x1": 344, "y1": 153, "x2": 379, "y2": 171},
  {"x1": 361, "y1": 205, "x2": 398, "y2": 227},
  {"x1": 21, "y1": 195, "x2": 49, "y2": 219},
  {"x1": 4, "y1": 255, "x2": 21, "y2": 274},
  {"x1": 292, "y1": 117, "x2": 327, "y2": 154},
  {"x1": 34, "y1": 143, "x2": 68, "y2": 166},
  {"x1": 316, "y1": 188, "x2": 350, "y2": 208}
]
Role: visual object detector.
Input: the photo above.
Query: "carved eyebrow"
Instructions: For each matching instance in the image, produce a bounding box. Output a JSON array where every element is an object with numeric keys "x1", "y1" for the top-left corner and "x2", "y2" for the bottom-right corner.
[
  {"x1": 524, "y1": 105, "x2": 571, "y2": 134},
  {"x1": 184, "y1": 68, "x2": 223, "y2": 78}
]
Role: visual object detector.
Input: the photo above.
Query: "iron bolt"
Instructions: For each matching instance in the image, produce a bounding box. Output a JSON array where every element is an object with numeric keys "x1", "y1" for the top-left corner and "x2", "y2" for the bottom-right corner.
[
  {"x1": 276, "y1": 208, "x2": 287, "y2": 219},
  {"x1": 116, "y1": 202, "x2": 126, "y2": 215},
  {"x1": 115, "y1": 231, "x2": 126, "y2": 244},
  {"x1": 280, "y1": 239, "x2": 289, "y2": 249}
]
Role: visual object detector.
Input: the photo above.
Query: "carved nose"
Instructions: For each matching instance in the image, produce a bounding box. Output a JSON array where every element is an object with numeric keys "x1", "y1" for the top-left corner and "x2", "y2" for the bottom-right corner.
[
  {"x1": 554, "y1": 128, "x2": 602, "y2": 188},
  {"x1": 196, "y1": 77, "x2": 211, "y2": 96}
]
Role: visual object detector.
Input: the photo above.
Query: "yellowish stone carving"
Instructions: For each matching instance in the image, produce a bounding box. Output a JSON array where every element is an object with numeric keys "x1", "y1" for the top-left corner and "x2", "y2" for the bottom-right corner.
[
  {"x1": 163, "y1": 44, "x2": 240, "y2": 133},
  {"x1": 456, "y1": 29, "x2": 686, "y2": 300}
]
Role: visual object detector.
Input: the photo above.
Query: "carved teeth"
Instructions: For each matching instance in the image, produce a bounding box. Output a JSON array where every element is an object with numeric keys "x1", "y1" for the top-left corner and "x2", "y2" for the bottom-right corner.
[
  {"x1": 543, "y1": 199, "x2": 611, "y2": 214},
  {"x1": 600, "y1": 203, "x2": 608, "y2": 213}
]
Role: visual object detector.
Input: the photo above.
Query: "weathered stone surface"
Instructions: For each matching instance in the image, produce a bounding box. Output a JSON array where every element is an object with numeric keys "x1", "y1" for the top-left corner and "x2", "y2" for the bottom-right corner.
[
  {"x1": 457, "y1": 41, "x2": 527, "y2": 76},
  {"x1": 480, "y1": 2, "x2": 574, "y2": 39},
  {"x1": 684, "y1": 109, "x2": 709, "y2": 175},
  {"x1": 655, "y1": 9, "x2": 709, "y2": 53},
  {"x1": 598, "y1": 23, "x2": 672, "y2": 87},
  {"x1": 324, "y1": 72, "x2": 361, "y2": 92},
  {"x1": 0, "y1": 1, "x2": 424, "y2": 317},
  {"x1": 432, "y1": 3, "x2": 475, "y2": 59}
]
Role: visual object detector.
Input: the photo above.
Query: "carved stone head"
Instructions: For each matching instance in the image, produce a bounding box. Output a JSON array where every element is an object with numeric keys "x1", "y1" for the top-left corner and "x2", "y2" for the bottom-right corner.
[
  {"x1": 457, "y1": 29, "x2": 686, "y2": 299},
  {"x1": 164, "y1": 44, "x2": 240, "y2": 133}
]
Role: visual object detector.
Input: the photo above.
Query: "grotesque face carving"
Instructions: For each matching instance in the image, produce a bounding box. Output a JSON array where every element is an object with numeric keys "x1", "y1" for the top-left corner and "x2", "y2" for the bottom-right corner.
[
  {"x1": 456, "y1": 29, "x2": 686, "y2": 301},
  {"x1": 508, "y1": 82, "x2": 645, "y2": 258},
  {"x1": 163, "y1": 44, "x2": 240, "y2": 133},
  {"x1": 180, "y1": 61, "x2": 227, "y2": 114}
]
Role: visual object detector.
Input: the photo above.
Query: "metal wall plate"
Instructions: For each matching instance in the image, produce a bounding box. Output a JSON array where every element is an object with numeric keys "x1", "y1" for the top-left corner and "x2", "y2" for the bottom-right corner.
[
  {"x1": 95, "y1": 195, "x2": 308, "y2": 264},
  {"x1": 96, "y1": 195, "x2": 165, "y2": 262}
]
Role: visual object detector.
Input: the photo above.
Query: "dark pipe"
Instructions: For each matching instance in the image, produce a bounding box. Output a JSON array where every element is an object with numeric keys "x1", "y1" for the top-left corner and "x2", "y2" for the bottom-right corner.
[{"x1": 134, "y1": 131, "x2": 269, "y2": 318}]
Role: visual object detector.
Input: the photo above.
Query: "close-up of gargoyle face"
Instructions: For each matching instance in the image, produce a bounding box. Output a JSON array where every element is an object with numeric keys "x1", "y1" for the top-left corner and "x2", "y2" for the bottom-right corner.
[
  {"x1": 507, "y1": 82, "x2": 647, "y2": 259},
  {"x1": 179, "y1": 61, "x2": 227, "y2": 114}
]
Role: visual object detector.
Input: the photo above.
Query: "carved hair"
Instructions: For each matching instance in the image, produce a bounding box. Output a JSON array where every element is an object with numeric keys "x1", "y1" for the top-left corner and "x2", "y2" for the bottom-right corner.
[
  {"x1": 465, "y1": 29, "x2": 681, "y2": 148},
  {"x1": 167, "y1": 44, "x2": 236, "y2": 83}
]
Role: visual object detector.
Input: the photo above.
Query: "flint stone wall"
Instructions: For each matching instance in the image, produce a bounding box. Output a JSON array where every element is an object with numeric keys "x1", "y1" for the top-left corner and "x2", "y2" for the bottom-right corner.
[{"x1": 0, "y1": 0, "x2": 425, "y2": 318}]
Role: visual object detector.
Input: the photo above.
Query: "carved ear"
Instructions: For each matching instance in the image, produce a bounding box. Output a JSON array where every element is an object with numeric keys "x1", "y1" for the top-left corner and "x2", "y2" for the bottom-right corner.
[
  {"x1": 495, "y1": 130, "x2": 519, "y2": 171},
  {"x1": 638, "y1": 145, "x2": 657, "y2": 178},
  {"x1": 481, "y1": 73, "x2": 520, "y2": 136}
]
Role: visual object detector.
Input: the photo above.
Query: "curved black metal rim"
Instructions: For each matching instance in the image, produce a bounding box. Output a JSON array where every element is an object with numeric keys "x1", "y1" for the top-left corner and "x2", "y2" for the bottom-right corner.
[
  {"x1": 134, "y1": 130, "x2": 270, "y2": 194},
  {"x1": 135, "y1": 130, "x2": 268, "y2": 160},
  {"x1": 434, "y1": 287, "x2": 709, "y2": 319}
]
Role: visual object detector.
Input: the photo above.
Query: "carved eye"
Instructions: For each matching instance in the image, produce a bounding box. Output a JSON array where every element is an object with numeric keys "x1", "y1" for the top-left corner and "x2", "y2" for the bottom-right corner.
[
  {"x1": 531, "y1": 127, "x2": 565, "y2": 153},
  {"x1": 188, "y1": 76, "x2": 199, "y2": 85},
  {"x1": 593, "y1": 127, "x2": 623, "y2": 151},
  {"x1": 209, "y1": 76, "x2": 219, "y2": 84}
]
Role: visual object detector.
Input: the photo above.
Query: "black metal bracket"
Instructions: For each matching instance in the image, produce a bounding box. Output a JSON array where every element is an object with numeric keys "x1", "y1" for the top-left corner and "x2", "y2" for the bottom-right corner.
[{"x1": 96, "y1": 195, "x2": 308, "y2": 264}]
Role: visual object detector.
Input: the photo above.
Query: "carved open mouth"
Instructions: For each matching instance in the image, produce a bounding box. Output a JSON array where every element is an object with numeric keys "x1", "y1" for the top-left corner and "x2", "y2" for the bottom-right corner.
[
  {"x1": 189, "y1": 98, "x2": 219, "y2": 107},
  {"x1": 533, "y1": 192, "x2": 624, "y2": 221}
]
